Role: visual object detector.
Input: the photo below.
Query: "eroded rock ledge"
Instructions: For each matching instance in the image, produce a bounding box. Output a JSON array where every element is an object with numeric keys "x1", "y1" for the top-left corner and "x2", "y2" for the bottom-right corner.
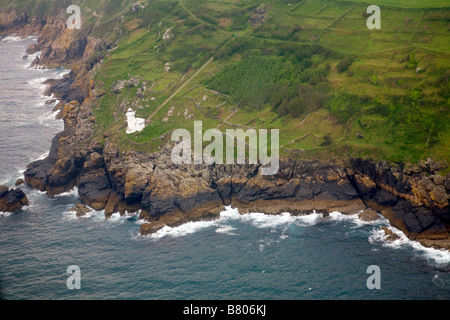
[{"x1": 23, "y1": 127, "x2": 450, "y2": 250}]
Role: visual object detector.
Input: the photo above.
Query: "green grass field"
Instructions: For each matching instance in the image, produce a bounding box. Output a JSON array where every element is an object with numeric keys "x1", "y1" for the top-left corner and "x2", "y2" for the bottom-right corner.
[
  {"x1": 4, "y1": 0, "x2": 448, "y2": 166},
  {"x1": 89, "y1": 0, "x2": 449, "y2": 165}
]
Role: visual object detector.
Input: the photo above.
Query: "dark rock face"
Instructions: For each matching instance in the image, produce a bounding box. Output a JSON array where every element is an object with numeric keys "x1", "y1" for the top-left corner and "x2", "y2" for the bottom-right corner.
[
  {"x1": 0, "y1": 186, "x2": 29, "y2": 213},
  {"x1": 349, "y1": 158, "x2": 449, "y2": 249},
  {"x1": 0, "y1": 7, "x2": 30, "y2": 34},
  {"x1": 78, "y1": 166, "x2": 111, "y2": 211},
  {"x1": 24, "y1": 130, "x2": 82, "y2": 195}
]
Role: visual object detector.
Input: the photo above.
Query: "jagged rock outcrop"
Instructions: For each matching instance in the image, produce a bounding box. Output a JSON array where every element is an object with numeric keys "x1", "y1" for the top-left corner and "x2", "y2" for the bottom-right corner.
[
  {"x1": 0, "y1": 6, "x2": 35, "y2": 36},
  {"x1": 78, "y1": 152, "x2": 112, "y2": 211},
  {"x1": 102, "y1": 146, "x2": 368, "y2": 235},
  {"x1": 0, "y1": 186, "x2": 29, "y2": 213},
  {"x1": 349, "y1": 158, "x2": 449, "y2": 250}
]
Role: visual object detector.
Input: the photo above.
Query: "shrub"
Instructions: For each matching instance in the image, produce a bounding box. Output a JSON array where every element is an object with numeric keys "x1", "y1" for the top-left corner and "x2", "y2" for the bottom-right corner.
[
  {"x1": 320, "y1": 134, "x2": 332, "y2": 146},
  {"x1": 410, "y1": 88, "x2": 423, "y2": 101},
  {"x1": 370, "y1": 74, "x2": 378, "y2": 85},
  {"x1": 337, "y1": 57, "x2": 352, "y2": 73}
]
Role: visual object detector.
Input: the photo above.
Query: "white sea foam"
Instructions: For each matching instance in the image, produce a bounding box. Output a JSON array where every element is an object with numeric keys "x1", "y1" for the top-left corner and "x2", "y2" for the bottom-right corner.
[
  {"x1": 107, "y1": 212, "x2": 126, "y2": 223},
  {"x1": 215, "y1": 225, "x2": 238, "y2": 235},
  {"x1": 107, "y1": 210, "x2": 140, "y2": 223},
  {"x1": 0, "y1": 168, "x2": 27, "y2": 187},
  {"x1": 39, "y1": 109, "x2": 62, "y2": 127},
  {"x1": 23, "y1": 51, "x2": 41, "y2": 69},
  {"x1": 146, "y1": 206, "x2": 322, "y2": 240},
  {"x1": 149, "y1": 220, "x2": 218, "y2": 239},
  {"x1": 369, "y1": 226, "x2": 450, "y2": 266},
  {"x1": 63, "y1": 205, "x2": 141, "y2": 224},
  {"x1": 33, "y1": 151, "x2": 49, "y2": 161},
  {"x1": 53, "y1": 187, "x2": 78, "y2": 198},
  {"x1": 55, "y1": 69, "x2": 70, "y2": 78},
  {"x1": 327, "y1": 210, "x2": 383, "y2": 228},
  {"x1": 1, "y1": 35, "x2": 36, "y2": 43},
  {"x1": 63, "y1": 205, "x2": 106, "y2": 221},
  {"x1": 63, "y1": 207, "x2": 93, "y2": 220},
  {"x1": 432, "y1": 272, "x2": 450, "y2": 290},
  {"x1": 1, "y1": 35, "x2": 23, "y2": 42},
  {"x1": 0, "y1": 211, "x2": 13, "y2": 218},
  {"x1": 143, "y1": 205, "x2": 450, "y2": 265},
  {"x1": 27, "y1": 77, "x2": 48, "y2": 90},
  {"x1": 135, "y1": 217, "x2": 147, "y2": 225}
]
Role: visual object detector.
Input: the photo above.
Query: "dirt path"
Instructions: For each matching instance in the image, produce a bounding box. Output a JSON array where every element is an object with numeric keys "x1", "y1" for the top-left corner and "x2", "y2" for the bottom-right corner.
[{"x1": 145, "y1": 57, "x2": 214, "y2": 124}]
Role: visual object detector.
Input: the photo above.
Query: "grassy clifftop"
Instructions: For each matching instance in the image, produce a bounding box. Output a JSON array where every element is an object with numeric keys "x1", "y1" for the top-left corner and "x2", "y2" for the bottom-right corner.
[{"x1": 3, "y1": 0, "x2": 449, "y2": 167}]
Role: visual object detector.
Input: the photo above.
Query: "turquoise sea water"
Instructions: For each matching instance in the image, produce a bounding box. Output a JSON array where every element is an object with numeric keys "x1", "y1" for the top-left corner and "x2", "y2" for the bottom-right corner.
[{"x1": 0, "y1": 37, "x2": 449, "y2": 300}]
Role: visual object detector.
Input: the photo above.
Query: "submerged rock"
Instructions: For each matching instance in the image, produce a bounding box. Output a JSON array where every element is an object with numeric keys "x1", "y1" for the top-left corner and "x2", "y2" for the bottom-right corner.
[
  {"x1": 69, "y1": 203, "x2": 91, "y2": 217},
  {"x1": 381, "y1": 226, "x2": 401, "y2": 242}
]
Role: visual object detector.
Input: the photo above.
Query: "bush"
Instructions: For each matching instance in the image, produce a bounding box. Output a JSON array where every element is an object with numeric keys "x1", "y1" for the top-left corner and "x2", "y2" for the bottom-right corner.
[
  {"x1": 320, "y1": 134, "x2": 332, "y2": 147},
  {"x1": 410, "y1": 88, "x2": 423, "y2": 101},
  {"x1": 337, "y1": 57, "x2": 352, "y2": 73},
  {"x1": 370, "y1": 74, "x2": 378, "y2": 85}
]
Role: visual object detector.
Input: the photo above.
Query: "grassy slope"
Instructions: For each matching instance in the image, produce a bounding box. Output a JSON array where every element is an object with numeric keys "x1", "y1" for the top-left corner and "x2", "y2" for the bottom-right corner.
[{"x1": 3, "y1": 0, "x2": 448, "y2": 167}]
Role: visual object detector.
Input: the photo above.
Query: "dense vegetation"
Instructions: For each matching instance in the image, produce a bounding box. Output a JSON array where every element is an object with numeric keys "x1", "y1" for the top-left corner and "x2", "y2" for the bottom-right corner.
[{"x1": 206, "y1": 41, "x2": 331, "y2": 117}]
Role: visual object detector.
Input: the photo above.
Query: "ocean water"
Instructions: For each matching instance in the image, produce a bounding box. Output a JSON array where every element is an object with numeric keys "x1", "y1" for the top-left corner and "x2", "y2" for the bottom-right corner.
[{"x1": 0, "y1": 36, "x2": 449, "y2": 300}]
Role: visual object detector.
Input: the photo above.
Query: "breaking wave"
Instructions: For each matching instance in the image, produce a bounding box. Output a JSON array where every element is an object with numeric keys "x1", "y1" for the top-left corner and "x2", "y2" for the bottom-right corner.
[{"x1": 369, "y1": 226, "x2": 450, "y2": 266}]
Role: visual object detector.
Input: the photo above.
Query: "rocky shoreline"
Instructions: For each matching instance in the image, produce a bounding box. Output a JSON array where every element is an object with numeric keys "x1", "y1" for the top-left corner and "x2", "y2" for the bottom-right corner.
[{"x1": 1, "y1": 6, "x2": 449, "y2": 250}]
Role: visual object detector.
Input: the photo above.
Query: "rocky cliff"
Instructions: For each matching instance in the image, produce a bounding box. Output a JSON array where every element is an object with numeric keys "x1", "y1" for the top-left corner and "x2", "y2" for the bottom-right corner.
[{"x1": 1, "y1": 5, "x2": 449, "y2": 250}]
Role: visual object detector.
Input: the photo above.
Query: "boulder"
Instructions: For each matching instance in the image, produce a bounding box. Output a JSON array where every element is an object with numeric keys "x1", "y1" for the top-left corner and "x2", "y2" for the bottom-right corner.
[
  {"x1": 0, "y1": 186, "x2": 29, "y2": 213},
  {"x1": 0, "y1": 186, "x2": 8, "y2": 197},
  {"x1": 381, "y1": 226, "x2": 401, "y2": 242},
  {"x1": 47, "y1": 156, "x2": 79, "y2": 194},
  {"x1": 429, "y1": 185, "x2": 448, "y2": 209},
  {"x1": 69, "y1": 203, "x2": 91, "y2": 217},
  {"x1": 445, "y1": 173, "x2": 450, "y2": 192},
  {"x1": 358, "y1": 208, "x2": 379, "y2": 222},
  {"x1": 89, "y1": 152, "x2": 104, "y2": 168},
  {"x1": 430, "y1": 174, "x2": 444, "y2": 186},
  {"x1": 112, "y1": 80, "x2": 125, "y2": 93}
]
